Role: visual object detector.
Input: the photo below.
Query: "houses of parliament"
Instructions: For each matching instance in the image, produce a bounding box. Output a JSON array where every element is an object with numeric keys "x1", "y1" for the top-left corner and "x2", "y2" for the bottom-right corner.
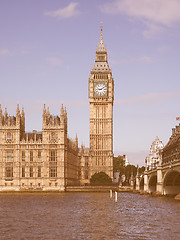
[{"x1": 0, "y1": 27, "x2": 114, "y2": 191}]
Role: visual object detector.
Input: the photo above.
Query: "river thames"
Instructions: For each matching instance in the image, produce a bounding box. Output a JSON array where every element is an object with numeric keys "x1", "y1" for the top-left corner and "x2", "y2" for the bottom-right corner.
[{"x1": 0, "y1": 192, "x2": 179, "y2": 240}]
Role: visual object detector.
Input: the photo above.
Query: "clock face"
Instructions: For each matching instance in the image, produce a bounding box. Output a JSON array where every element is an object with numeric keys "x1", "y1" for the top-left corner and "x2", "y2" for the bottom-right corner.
[{"x1": 94, "y1": 83, "x2": 107, "y2": 97}]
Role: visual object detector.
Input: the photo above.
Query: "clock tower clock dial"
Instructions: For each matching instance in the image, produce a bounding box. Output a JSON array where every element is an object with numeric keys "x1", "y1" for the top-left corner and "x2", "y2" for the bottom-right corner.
[
  {"x1": 94, "y1": 82, "x2": 107, "y2": 97},
  {"x1": 89, "y1": 25, "x2": 114, "y2": 180}
]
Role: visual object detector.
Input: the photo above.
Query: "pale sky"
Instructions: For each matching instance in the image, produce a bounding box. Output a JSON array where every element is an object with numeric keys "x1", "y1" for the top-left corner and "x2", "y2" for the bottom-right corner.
[{"x1": 0, "y1": 0, "x2": 180, "y2": 166}]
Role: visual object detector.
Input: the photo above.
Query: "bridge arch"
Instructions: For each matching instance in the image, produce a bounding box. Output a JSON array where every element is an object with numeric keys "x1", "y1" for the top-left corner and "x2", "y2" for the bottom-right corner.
[
  {"x1": 140, "y1": 177, "x2": 144, "y2": 191},
  {"x1": 148, "y1": 174, "x2": 157, "y2": 193},
  {"x1": 163, "y1": 170, "x2": 180, "y2": 195}
]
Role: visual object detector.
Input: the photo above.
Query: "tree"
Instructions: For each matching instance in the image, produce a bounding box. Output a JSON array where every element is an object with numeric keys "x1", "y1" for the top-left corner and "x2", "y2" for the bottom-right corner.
[
  {"x1": 90, "y1": 172, "x2": 113, "y2": 186},
  {"x1": 113, "y1": 155, "x2": 125, "y2": 172}
]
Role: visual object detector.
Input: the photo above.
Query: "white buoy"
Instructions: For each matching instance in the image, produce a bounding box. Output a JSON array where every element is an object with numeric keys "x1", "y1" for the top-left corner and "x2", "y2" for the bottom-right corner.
[
  {"x1": 115, "y1": 191, "x2": 118, "y2": 202},
  {"x1": 110, "y1": 189, "x2": 112, "y2": 198}
]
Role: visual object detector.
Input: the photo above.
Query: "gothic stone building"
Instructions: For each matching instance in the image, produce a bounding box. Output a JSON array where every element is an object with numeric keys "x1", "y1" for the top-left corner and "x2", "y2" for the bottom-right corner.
[
  {"x1": 0, "y1": 104, "x2": 79, "y2": 191},
  {"x1": 0, "y1": 26, "x2": 114, "y2": 189},
  {"x1": 79, "y1": 26, "x2": 114, "y2": 185},
  {"x1": 145, "y1": 136, "x2": 164, "y2": 170}
]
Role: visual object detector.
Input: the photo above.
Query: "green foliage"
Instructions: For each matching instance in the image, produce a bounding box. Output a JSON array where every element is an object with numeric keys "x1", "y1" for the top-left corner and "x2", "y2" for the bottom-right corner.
[
  {"x1": 113, "y1": 156, "x2": 145, "y2": 186},
  {"x1": 139, "y1": 166, "x2": 145, "y2": 175},
  {"x1": 90, "y1": 172, "x2": 113, "y2": 186},
  {"x1": 113, "y1": 155, "x2": 125, "y2": 172}
]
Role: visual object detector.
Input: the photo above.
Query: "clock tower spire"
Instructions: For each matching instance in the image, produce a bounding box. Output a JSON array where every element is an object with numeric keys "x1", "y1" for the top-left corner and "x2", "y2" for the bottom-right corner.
[{"x1": 89, "y1": 25, "x2": 114, "y2": 179}]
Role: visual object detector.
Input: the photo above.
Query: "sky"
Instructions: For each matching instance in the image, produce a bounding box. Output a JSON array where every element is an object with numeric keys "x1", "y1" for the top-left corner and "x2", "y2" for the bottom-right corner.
[{"x1": 0, "y1": 0, "x2": 180, "y2": 166}]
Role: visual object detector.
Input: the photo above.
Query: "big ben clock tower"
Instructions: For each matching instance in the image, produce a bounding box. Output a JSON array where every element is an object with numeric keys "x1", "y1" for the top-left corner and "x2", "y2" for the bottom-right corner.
[{"x1": 89, "y1": 25, "x2": 114, "y2": 179}]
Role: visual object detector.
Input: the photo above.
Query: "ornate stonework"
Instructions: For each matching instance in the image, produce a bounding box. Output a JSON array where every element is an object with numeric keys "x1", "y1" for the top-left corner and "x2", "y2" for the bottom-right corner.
[
  {"x1": 145, "y1": 136, "x2": 164, "y2": 170},
  {"x1": 0, "y1": 104, "x2": 79, "y2": 191},
  {"x1": 0, "y1": 26, "x2": 115, "y2": 189},
  {"x1": 88, "y1": 25, "x2": 114, "y2": 179},
  {"x1": 162, "y1": 124, "x2": 180, "y2": 164}
]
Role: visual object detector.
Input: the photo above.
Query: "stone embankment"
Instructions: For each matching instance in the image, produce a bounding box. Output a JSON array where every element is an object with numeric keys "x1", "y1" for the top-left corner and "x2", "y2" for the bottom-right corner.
[
  {"x1": 66, "y1": 186, "x2": 133, "y2": 192},
  {"x1": 133, "y1": 189, "x2": 180, "y2": 200}
]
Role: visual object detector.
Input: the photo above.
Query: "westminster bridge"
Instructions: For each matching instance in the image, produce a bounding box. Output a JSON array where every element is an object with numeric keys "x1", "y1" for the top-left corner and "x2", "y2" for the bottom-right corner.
[{"x1": 135, "y1": 159, "x2": 180, "y2": 196}]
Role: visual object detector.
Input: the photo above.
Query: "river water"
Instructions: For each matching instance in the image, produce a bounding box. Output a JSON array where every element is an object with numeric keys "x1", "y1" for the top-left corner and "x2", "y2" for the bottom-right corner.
[{"x1": 0, "y1": 192, "x2": 179, "y2": 240}]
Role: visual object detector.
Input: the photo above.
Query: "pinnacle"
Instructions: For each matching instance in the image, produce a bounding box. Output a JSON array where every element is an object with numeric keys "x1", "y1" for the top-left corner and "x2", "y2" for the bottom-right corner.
[{"x1": 96, "y1": 23, "x2": 107, "y2": 53}]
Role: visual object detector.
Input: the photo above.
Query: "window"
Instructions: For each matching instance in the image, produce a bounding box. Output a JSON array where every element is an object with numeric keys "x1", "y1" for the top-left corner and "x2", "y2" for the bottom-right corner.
[
  {"x1": 49, "y1": 167, "x2": 57, "y2": 178},
  {"x1": 98, "y1": 55, "x2": 105, "y2": 61},
  {"x1": 6, "y1": 151, "x2": 13, "y2": 162},
  {"x1": 38, "y1": 150, "x2": 41, "y2": 161},
  {"x1": 30, "y1": 167, "x2": 33, "y2": 177},
  {"x1": 7, "y1": 132, "x2": 12, "y2": 141},
  {"x1": 30, "y1": 151, "x2": 33, "y2": 162},
  {"x1": 38, "y1": 166, "x2": 41, "y2": 177},
  {"x1": 22, "y1": 167, "x2": 25, "y2": 177},
  {"x1": 85, "y1": 157, "x2": 89, "y2": 179},
  {"x1": 22, "y1": 151, "x2": 25, "y2": 161},
  {"x1": 50, "y1": 133, "x2": 56, "y2": 141},
  {"x1": 5, "y1": 167, "x2": 13, "y2": 178},
  {"x1": 49, "y1": 150, "x2": 57, "y2": 162},
  {"x1": 38, "y1": 183, "x2": 40, "y2": 187}
]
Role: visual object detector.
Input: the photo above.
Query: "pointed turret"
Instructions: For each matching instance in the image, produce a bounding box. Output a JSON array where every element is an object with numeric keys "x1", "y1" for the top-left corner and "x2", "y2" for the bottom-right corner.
[
  {"x1": 64, "y1": 107, "x2": 67, "y2": 117},
  {"x1": 81, "y1": 144, "x2": 84, "y2": 154},
  {"x1": 60, "y1": 104, "x2": 64, "y2": 116},
  {"x1": 20, "y1": 107, "x2": 25, "y2": 135},
  {"x1": 21, "y1": 107, "x2": 25, "y2": 117},
  {"x1": 47, "y1": 107, "x2": 50, "y2": 115},
  {"x1": 16, "y1": 104, "x2": 20, "y2": 115},
  {"x1": 96, "y1": 23, "x2": 107, "y2": 53},
  {"x1": 4, "y1": 107, "x2": 8, "y2": 118},
  {"x1": 91, "y1": 24, "x2": 110, "y2": 72},
  {"x1": 43, "y1": 104, "x2": 46, "y2": 115},
  {"x1": 75, "y1": 134, "x2": 78, "y2": 147},
  {"x1": 16, "y1": 104, "x2": 20, "y2": 126}
]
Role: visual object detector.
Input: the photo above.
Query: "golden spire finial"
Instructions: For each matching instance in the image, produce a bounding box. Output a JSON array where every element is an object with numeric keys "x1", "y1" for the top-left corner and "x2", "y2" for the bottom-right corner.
[{"x1": 101, "y1": 22, "x2": 103, "y2": 32}]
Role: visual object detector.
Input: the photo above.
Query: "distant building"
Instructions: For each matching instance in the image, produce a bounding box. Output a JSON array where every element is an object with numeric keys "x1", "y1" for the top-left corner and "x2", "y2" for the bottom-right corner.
[
  {"x1": 162, "y1": 124, "x2": 180, "y2": 164},
  {"x1": 123, "y1": 155, "x2": 130, "y2": 166},
  {"x1": 145, "y1": 136, "x2": 164, "y2": 170}
]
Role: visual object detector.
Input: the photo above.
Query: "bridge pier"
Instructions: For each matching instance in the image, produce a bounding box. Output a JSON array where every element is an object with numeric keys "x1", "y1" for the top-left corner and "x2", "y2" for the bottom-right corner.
[
  {"x1": 136, "y1": 176, "x2": 140, "y2": 191},
  {"x1": 144, "y1": 172, "x2": 148, "y2": 192},
  {"x1": 156, "y1": 167, "x2": 163, "y2": 194}
]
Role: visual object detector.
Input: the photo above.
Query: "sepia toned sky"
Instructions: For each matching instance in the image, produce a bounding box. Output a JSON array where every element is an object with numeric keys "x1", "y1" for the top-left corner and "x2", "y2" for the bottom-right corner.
[{"x1": 0, "y1": 0, "x2": 180, "y2": 165}]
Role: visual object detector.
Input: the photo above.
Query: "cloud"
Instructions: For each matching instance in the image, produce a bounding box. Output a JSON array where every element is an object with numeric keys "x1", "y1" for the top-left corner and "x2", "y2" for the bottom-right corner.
[
  {"x1": 101, "y1": 0, "x2": 180, "y2": 37},
  {"x1": 142, "y1": 22, "x2": 164, "y2": 38},
  {"x1": 44, "y1": 2, "x2": 80, "y2": 19},
  {"x1": 0, "y1": 48, "x2": 29, "y2": 57},
  {"x1": 46, "y1": 57, "x2": 62, "y2": 66},
  {"x1": 0, "y1": 49, "x2": 11, "y2": 56},
  {"x1": 116, "y1": 92, "x2": 180, "y2": 106}
]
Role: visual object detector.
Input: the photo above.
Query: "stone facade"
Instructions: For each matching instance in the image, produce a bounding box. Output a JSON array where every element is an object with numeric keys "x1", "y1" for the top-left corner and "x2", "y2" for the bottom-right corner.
[
  {"x1": 145, "y1": 136, "x2": 164, "y2": 170},
  {"x1": 0, "y1": 104, "x2": 79, "y2": 191},
  {"x1": 0, "y1": 26, "x2": 115, "y2": 189},
  {"x1": 79, "y1": 26, "x2": 114, "y2": 185},
  {"x1": 137, "y1": 124, "x2": 180, "y2": 196},
  {"x1": 88, "y1": 25, "x2": 114, "y2": 180},
  {"x1": 162, "y1": 124, "x2": 180, "y2": 164}
]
